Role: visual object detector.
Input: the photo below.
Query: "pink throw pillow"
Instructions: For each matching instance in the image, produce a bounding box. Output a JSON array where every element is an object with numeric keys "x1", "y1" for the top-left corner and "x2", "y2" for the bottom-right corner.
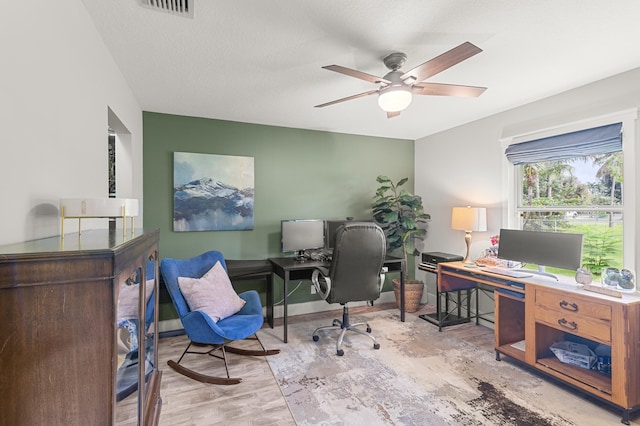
[{"x1": 177, "y1": 261, "x2": 245, "y2": 322}]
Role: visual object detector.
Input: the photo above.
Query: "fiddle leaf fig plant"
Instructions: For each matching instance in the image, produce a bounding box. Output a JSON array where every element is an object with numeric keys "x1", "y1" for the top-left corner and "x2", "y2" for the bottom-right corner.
[{"x1": 372, "y1": 175, "x2": 430, "y2": 276}]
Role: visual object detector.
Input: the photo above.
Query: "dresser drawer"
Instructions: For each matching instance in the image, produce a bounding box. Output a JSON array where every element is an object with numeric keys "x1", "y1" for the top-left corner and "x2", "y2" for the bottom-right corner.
[
  {"x1": 534, "y1": 305, "x2": 611, "y2": 343},
  {"x1": 535, "y1": 288, "x2": 612, "y2": 320},
  {"x1": 534, "y1": 288, "x2": 612, "y2": 344}
]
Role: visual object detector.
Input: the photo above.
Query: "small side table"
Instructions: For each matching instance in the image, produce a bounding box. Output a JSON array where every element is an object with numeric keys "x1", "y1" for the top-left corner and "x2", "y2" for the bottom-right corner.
[{"x1": 418, "y1": 253, "x2": 473, "y2": 331}]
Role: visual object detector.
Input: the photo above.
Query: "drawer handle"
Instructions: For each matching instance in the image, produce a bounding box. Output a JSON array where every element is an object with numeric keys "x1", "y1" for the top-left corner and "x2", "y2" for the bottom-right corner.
[
  {"x1": 558, "y1": 318, "x2": 578, "y2": 330},
  {"x1": 559, "y1": 300, "x2": 578, "y2": 312}
]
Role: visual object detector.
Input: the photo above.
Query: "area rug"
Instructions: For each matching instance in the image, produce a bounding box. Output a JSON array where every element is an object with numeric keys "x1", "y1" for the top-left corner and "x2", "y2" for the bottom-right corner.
[{"x1": 257, "y1": 310, "x2": 634, "y2": 426}]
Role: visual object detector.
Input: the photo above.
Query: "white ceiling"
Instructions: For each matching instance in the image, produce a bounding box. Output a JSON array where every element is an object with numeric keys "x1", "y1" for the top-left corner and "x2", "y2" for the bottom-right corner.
[{"x1": 81, "y1": 0, "x2": 640, "y2": 140}]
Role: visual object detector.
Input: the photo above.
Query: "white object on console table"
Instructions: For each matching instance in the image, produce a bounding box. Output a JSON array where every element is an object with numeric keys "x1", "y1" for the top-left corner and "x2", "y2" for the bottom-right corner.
[{"x1": 60, "y1": 198, "x2": 139, "y2": 236}]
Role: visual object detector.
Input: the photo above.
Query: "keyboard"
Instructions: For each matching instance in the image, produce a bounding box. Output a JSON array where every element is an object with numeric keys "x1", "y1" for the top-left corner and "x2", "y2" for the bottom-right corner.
[
  {"x1": 305, "y1": 249, "x2": 332, "y2": 262},
  {"x1": 482, "y1": 266, "x2": 533, "y2": 279}
]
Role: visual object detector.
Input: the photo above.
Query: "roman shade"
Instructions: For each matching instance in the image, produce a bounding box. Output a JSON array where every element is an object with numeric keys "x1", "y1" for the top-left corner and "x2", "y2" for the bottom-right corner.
[{"x1": 505, "y1": 122, "x2": 622, "y2": 165}]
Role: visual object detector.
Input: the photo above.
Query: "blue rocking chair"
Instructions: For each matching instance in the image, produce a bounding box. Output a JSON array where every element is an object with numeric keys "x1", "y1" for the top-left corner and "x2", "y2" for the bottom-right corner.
[{"x1": 160, "y1": 251, "x2": 279, "y2": 385}]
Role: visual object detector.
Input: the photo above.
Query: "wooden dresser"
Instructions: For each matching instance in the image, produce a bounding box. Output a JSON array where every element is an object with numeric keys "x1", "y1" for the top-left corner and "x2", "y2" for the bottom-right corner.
[{"x1": 0, "y1": 229, "x2": 162, "y2": 425}]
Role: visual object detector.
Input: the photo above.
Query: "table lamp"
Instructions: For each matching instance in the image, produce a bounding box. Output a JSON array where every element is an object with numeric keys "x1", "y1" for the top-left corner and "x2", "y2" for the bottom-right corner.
[{"x1": 451, "y1": 206, "x2": 487, "y2": 264}]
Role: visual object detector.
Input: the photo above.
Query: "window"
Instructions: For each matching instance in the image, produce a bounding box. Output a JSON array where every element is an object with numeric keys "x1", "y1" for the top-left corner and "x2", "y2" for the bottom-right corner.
[
  {"x1": 517, "y1": 152, "x2": 623, "y2": 275},
  {"x1": 501, "y1": 110, "x2": 637, "y2": 277}
]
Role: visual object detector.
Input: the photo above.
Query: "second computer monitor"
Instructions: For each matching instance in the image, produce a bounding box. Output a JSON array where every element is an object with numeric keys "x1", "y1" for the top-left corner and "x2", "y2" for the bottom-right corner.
[
  {"x1": 497, "y1": 228, "x2": 583, "y2": 271},
  {"x1": 324, "y1": 219, "x2": 374, "y2": 250}
]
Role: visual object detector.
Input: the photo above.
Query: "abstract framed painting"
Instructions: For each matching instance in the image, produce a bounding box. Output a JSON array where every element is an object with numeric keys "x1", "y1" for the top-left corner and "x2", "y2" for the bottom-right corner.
[{"x1": 173, "y1": 152, "x2": 254, "y2": 231}]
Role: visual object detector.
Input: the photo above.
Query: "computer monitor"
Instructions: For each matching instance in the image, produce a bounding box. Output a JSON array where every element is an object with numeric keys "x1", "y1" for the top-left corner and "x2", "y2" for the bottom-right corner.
[
  {"x1": 281, "y1": 219, "x2": 325, "y2": 259},
  {"x1": 325, "y1": 220, "x2": 349, "y2": 250},
  {"x1": 497, "y1": 228, "x2": 584, "y2": 278},
  {"x1": 324, "y1": 219, "x2": 374, "y2": 250}
]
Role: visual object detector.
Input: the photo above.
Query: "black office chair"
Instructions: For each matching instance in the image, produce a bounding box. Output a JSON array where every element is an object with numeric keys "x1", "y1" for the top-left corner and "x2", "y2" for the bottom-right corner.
[{"x1": 311, "y1": 222, "x2": 387, "y2": 356}]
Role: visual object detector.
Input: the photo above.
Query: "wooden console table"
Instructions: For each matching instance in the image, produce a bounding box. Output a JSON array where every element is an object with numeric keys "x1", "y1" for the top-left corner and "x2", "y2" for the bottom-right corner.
[{"x1": 438, "y1": 261, "x2": 640, "y2": 424}]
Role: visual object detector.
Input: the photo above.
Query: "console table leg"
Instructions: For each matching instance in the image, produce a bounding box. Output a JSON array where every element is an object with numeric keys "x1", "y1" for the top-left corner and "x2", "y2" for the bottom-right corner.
[
  {"x1": 621, "y1": 409, "x2": 630, "y2": 425},
  {"x1": 495, "y1": 350, "x2": 501, "y2": 361}
]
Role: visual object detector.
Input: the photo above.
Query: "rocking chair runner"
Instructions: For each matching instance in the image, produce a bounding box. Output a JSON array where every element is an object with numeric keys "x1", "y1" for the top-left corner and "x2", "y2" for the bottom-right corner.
[{"x1": 160, "y1": 251, "x2": 279, "y2": 385}]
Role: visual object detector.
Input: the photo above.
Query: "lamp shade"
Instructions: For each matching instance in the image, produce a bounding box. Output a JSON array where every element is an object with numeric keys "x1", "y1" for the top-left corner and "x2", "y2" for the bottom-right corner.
[
  {"x1": 378, "y1": 85, "x2": 412, "y2": 112},
  {"x1": 451, "y1": 206, "x2": 487, "y2": 232}
]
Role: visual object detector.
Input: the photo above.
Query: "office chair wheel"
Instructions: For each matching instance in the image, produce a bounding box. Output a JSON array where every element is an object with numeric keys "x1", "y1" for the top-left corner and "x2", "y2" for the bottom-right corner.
[
  {"x1": 366, "y1": 326, "x2": 372, "y2": 333},
  {"x1": 373, "y1": 343, "x2": 380, "y2": 350},
  {"x1": 313, "y1": 335, "x2": 319, "y2": 342},
  {"x1": 333, "y1": 319, "x2": 340, "y2": 326},
  {"x1": 337, "y1": 349, "x2": 344, "y2": 356}
]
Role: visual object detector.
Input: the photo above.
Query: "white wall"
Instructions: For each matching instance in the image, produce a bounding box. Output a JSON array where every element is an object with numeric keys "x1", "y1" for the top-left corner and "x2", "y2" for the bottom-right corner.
[
  {"x1": 415, "y1": 66, "x2": 640, "y2": 284},
  {"x1": 0, "y1": 1, "x2": 142, "y2": 245}
]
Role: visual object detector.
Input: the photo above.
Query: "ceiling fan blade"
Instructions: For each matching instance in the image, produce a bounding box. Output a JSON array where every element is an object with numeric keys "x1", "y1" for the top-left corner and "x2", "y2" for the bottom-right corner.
[
  {"x1": 322, "y1": 65, "x2": 391, "y2": 85},
  {"x1": 315, "y1": 90, "x2": 379, "y2": 108},
  {"x1": 401, "y1": 42, "x2": 482, "y2": 83},
  {"x1": 387, "y1": 111, "x2": 401, "y2": 119},
  {"x1": 413, "y1": 82, "x2": 487, "y2": 97}
]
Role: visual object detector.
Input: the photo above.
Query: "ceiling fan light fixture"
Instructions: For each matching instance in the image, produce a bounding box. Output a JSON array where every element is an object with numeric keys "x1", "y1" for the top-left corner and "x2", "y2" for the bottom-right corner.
[
  {"x1": 377, "y1": 85, "x2": 412, "y2": 112},
  {"x1": 317, "y1": 43, "x2": 485, "y2": 116}
]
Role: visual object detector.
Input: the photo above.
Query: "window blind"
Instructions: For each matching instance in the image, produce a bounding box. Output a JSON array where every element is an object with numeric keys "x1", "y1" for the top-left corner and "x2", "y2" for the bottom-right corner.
[{"x1": 505, "y1": 122, "x2": 622, "y2": 165}]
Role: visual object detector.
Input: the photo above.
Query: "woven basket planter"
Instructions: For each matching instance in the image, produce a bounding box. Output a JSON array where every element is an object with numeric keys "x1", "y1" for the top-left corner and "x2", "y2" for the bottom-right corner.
[{"x1": 392, "y1": 278, "x2": 424, "y2": 313}]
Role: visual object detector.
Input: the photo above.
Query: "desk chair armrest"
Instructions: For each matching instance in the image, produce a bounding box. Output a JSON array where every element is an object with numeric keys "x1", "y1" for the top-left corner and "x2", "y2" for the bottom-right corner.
[{"x1": 312, "y1": 268, "x2": 331, "y2": 300}]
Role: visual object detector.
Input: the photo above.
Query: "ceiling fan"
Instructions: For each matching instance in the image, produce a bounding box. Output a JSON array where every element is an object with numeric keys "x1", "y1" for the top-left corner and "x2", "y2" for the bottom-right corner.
[{"x1": 315, "y1": 41, "x2": 487, "y2": 118}]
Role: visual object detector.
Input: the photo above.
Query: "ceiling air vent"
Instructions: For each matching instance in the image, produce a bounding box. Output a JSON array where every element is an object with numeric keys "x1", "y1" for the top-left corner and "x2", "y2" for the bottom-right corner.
[{"x1": 140, "y1": 0, "x2": 194, "y2": 19}]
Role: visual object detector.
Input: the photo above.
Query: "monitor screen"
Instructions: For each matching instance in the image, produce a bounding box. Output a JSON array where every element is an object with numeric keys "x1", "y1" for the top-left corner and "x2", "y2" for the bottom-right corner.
[
  {"x1": 497, "y1": 228, "x2": 584, "y2": 271},
  {"x1": 324, "y1": 219, "x2": 373, "y2": 250},
  {"x1": 325, "y1": 220, "x2": 350, "y2": 250},
  {"x1": 281, "y1": 219, "x2": 325, "y2": 254}
]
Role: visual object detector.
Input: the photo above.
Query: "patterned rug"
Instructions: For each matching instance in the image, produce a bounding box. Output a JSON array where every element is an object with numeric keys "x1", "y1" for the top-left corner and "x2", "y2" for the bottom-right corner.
[{"x1": 257, "y1": 310, "x2": 634, "y2": 425}]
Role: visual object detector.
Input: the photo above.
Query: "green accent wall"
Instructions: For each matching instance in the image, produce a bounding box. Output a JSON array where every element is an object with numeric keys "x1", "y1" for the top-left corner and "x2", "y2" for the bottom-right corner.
[{"x1": 142, "y1": 112, "x2": 414, "y2": 318}]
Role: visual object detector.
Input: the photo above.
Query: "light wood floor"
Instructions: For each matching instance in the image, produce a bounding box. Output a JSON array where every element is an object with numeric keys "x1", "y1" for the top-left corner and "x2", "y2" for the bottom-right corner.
[{"x1": 138, "y1": 303, "x2": 494, "y2": 425}]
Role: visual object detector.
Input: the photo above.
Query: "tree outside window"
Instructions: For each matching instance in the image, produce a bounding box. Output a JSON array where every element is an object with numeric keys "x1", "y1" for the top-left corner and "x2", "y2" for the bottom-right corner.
[{"x1": 518, "y1": 151, "x2": 623, "y2": 276}]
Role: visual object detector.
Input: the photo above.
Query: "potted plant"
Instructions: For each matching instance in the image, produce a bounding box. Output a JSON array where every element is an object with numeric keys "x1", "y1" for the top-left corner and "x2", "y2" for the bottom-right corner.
[{"x1": 372, "y1": 175, "x2": 430, "y2": 312}]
